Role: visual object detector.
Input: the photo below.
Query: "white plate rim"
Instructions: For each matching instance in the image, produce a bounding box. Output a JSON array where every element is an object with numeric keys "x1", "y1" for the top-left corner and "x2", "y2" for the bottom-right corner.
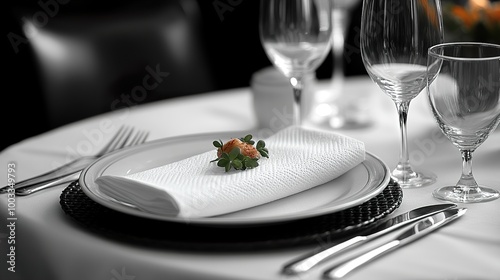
[{"x1": 80, "y1": 131, "x2": 391, "y2": 226}]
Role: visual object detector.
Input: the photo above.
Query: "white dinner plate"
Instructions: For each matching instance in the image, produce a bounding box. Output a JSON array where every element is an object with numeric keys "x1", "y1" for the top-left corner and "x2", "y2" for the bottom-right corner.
[{"x1": 80, "y1": 131, "x2": 391, "y2": 226}]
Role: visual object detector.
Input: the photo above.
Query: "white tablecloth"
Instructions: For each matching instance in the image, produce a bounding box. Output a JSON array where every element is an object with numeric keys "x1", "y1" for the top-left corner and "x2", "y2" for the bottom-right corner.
[{"x1": 1, "y1": 76, "x2": 499, "y2": 280}]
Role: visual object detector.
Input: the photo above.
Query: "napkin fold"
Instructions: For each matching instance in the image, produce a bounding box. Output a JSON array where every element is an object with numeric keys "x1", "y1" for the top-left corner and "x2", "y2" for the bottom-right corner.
[{"x1": 95, "y1": 126, "x2": 365, "y2": 218}]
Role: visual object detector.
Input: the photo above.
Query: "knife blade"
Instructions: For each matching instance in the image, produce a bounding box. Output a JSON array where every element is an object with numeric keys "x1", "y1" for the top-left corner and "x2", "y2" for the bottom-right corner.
[
  {"x1": 322, "y1": 207, "x2": 467, "y2": 279},
  {"x1": 281, "y1": 203, "x2": 457, "y2": 275}
]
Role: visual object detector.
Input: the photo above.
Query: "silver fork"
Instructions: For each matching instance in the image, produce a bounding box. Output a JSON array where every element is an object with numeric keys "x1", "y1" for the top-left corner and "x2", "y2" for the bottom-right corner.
[{"x1": 0, "y1": 126, "x2": 149, "y2": 196}]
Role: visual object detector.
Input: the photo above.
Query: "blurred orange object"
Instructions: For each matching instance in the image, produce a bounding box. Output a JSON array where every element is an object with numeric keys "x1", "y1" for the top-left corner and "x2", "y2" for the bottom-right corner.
[
  {"x1": 484, "y1": 2, "x2": 500, "y2": 24},
  {"x1": 451, "y1": 5, "x2": 481, "y2": 28},
  {"x1": 443, "y1": 0, "x2": 500, "y2": 43}
]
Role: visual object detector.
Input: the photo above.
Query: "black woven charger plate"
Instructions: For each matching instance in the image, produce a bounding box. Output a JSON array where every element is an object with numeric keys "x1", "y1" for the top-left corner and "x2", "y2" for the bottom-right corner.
[{"x1": 60, "y1": 180, "x2": 402, "y2": 251}]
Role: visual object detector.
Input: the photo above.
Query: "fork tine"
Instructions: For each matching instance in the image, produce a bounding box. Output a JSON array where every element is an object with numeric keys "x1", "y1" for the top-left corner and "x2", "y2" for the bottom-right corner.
[
  {"x1": 101, "y1": 126, "x2": 134, "y2": 154},
  {"x1": 138, "y1": 131, "x2": 149, "y2": 145},
  {"x1": 125, "y1": 131, "x2": 147, "y2": 148},
  {"x1": 113, "y1": 127, "x2": 135, "y2": 151},
  {"x1": 96, "y1": 126, "x2": 125, "y2": 156},
  {"x1": 128, "y1": 130, "x2": 144, "y2": 146},
  {"x1": 105, "y1": 126, "x2": 132, "y2": 154},
  {"x1": 97, "y1": 126, "x2": 148, "y2": 157},
  {"x1": 135, "y1": 131, "x2": 149, "y2": 146}
]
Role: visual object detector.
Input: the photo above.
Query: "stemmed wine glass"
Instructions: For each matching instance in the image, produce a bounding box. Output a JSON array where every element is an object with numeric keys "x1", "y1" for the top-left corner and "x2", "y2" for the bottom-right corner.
[
  {"x1": 427, "y1": 42, "x2": 500, "y2": 203},
  {"x1": 259, "y1": 0, "x2": 333, "y2": 126},
  {"x1": 360, "y1": 0, "x2": 443, "y2": 188}
]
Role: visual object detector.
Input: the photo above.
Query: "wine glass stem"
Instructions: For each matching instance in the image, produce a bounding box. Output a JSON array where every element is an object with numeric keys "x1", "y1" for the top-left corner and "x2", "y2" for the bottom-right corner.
[
  {"x1": 394, "y1": 101, "x2": 415, "y2": 176},
  {"x1": 291, "y1": 77, "x2": 303, "y2": 126},
  {"x1": 457, "y1": 149, "x2": 478, "y2": 189}
]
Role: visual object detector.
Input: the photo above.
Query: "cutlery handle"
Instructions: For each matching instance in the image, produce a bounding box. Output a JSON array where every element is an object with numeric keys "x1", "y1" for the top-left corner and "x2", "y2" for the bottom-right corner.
[
  {"x1": 0, "y1": 156, "x2": 96, "y2": 194},
  {"x1": 14, "y1": 170, "x2": 82, "y2": 196},
  {"x1": 322, "y1": 240, "x2": 400, "y2": 279},
  {"x1": 282, "y1": 236, "x2": 366, "y2": 275}
]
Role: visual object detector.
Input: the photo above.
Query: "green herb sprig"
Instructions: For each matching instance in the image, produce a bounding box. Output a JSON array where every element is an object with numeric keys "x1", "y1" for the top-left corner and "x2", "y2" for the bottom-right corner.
[{"x1": 210, "y1": 134, "x2": 269, "y2": 172}]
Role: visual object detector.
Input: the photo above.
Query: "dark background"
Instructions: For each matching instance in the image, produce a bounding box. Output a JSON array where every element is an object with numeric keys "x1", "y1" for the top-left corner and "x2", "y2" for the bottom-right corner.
[{"x1": 3, "y1": 0, "x2": 367, "y2": 152}]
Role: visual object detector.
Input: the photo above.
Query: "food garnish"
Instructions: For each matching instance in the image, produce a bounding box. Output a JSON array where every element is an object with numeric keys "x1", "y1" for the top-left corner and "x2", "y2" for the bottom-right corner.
[{"x1": 210, "y1": 134, "x2": 269, "y2": 172}]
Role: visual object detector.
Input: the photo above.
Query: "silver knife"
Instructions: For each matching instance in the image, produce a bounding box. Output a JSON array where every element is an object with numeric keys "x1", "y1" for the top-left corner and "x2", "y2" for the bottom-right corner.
[
  {"x1": 281, "y1": 203, "x2": 457, "y2": 275},
  {"x1": 322, "y1": 207, "x2": 467, "y2": 279}
]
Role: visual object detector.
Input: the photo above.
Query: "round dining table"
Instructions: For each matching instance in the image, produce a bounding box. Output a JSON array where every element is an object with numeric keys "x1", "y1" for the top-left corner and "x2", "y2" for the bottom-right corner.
[{"x1": 1, "y1": 76, "x2": 499, "y2": 280}]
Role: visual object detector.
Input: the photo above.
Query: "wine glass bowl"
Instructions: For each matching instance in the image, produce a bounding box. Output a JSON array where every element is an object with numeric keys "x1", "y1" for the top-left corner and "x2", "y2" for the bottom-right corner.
[
  {"x1": 259, "y1": 0, "x2": 333, "y2": 126},
  {"x1": 427, "y1": 42, "x2": 500, "y2": 203},
  {"x1": 360, "y1": 0, "x2": 443, "y2": 188}
]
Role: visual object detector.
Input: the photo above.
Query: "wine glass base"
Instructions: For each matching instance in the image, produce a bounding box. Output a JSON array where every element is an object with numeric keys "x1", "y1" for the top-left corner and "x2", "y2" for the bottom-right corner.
[
  {"x1": 306, "y1": 103, "x2": 373, "y2": 130},
  {"x1": 328, "y1": 114, "x2": 373, "y2": 130},
  {"x1": 433, "y1": 185, "x2": 500, "y2": 203},
  {"x1": 391, "y1": 170, "x2": 436, "y2": 188}
]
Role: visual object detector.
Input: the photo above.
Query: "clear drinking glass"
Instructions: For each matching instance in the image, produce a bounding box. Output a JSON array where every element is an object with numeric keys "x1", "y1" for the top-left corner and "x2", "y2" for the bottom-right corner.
[
  {"x1": 360, "y1": 0, "x2": 443, "y2": 188},
  {"x1": 259, "y1": 0, "x2": 333, "y2": 126},
  {"x1": 326, "y1": 0, "x2": 365, "y2": 129},
  {"x1": 330, "y1": 0, "x2": 359, "y2": 94},
  {"x1": 427, "y1": 42, "x2": 500, "y2": 203}
]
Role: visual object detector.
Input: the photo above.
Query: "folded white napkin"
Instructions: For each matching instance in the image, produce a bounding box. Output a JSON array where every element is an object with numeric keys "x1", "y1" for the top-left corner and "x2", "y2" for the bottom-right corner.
[{"x1": 95, "y1": 125, "x2": 365, "y2": 218}]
